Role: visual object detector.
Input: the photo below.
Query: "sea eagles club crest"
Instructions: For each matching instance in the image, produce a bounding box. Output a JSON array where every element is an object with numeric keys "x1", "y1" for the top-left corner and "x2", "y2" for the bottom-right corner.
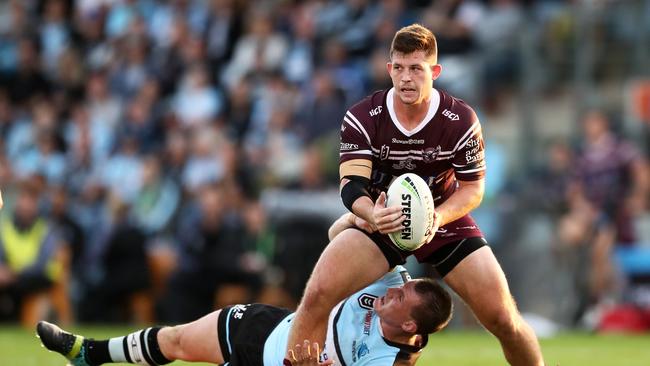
[{"x1": 423, "y1": 146, "x2": 442, "y2": 163}]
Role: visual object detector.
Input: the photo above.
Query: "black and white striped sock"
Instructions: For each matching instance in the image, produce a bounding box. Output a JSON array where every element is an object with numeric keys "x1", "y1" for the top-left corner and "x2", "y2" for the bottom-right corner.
[{"x1": 89, "y1": 327, "x2": 170, "y2": 365}]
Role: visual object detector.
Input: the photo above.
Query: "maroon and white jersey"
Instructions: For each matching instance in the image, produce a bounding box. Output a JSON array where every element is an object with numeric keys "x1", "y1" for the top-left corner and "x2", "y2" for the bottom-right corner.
[{"x1": 339, "y1": 88, "x2": 485, "y2": 258}]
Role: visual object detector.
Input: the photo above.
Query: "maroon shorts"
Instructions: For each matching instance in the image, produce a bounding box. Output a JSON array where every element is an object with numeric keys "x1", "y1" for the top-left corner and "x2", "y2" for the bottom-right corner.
[{"x1": 358, "y1": 214, "x2": 485, "y2": 277}]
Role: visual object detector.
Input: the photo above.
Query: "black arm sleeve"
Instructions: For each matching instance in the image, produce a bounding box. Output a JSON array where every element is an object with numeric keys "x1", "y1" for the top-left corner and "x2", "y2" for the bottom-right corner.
[{"x1": 340, "y1": 175, "x2": 371, "y2": 212}]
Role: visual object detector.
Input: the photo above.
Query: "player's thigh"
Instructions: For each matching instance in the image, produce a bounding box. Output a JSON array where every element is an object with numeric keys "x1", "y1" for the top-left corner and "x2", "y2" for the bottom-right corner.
[
  {"x1": 306, "y1": 228, "x2": 390, "y2": 303},
  {"x1": 442, "y1": 246, "x2": 518, "y2": 322},
  {"x1": 172, "y1": 310, "x2": 224, "y2": 363}
]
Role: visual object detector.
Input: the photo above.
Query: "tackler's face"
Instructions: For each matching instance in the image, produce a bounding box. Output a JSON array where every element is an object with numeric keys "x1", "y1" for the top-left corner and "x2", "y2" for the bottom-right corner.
[
  {"x1": 388, "y1": 51, "x2": 440, "y2": 106},
  {"x1": 374, "y1": 280, "x2": 421, "y2": 333}
]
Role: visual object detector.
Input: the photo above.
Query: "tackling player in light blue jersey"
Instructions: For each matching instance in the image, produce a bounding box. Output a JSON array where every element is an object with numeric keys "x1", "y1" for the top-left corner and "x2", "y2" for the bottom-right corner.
[{"x1": 37, "y1": 213, "x2": 452, "y2": 366}]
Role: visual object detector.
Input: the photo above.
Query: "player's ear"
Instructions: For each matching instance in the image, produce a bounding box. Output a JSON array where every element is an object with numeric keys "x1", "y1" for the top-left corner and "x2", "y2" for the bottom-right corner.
[
  {"x1": 431, "y1": 64, "x2": 442, "y2": 80},
  {"x1": 387, "y1": 62, "x2": 393, "y2": 74},
  {"x1": 402, "y1": 320, "x2": 417, "y2": 334}
]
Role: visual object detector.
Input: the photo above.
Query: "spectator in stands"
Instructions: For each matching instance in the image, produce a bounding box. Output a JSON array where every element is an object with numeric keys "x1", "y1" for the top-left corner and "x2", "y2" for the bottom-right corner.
[
  {"x1": 172, "y1": 63, "x2": 224, "y2": 128},
  {"x1": 221, "y1": 7, "x2": 288, "y2": 90},
  {"x1": 100, "y1": 136, "x2": 143, "y2": 204},
  {"x1": 294, "y1": 70, "x2": 347, "y2": 144},
  {"x1": 109, "y1": 35, "x2": 152, "y2": 99},
  {"x1": 162, "y1": 129, "x2": 188, "y2": 186},
  {"x1": 181, "y1": 126, "x2": 232, "y2": 194},
  {"x1": 0, "y1": 181, "x2": 64, "y2": 322},
  {"x1": 77, "y1": 194, "x2": 151, "y2": 323},
  {"x1": 204, "y1": 0, "x2": 243, "y2": 72},
  {"x1": 132, "y1": 154, "x2": 180, "y2": 238},
  {"x1": 39, "y1": 0, "x2": 71, "y2": 74},
  {"x1": 162, "y1": 183, "x2": 260, "y2": 323},
  {"x1": 47, "y1": 186, "x2": 85, "y2": 281}
]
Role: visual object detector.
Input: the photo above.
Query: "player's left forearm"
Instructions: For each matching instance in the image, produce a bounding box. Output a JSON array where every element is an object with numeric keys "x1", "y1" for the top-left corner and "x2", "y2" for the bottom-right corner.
[
  {"x1": 328, "y1": 213, "x2": 356, "y2": 240},
  {"x1": 435, "y1": 180, "x2": 484, "y2": 226}
]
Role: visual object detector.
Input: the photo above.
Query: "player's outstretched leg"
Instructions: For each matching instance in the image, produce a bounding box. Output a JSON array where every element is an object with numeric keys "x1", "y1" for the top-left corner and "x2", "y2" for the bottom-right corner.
[
  {"x1": 37, "y1": 320, "x2": 172, "y2": 366},
  {"x1": 37, "y1": 321, "x2": 90, "y2": 366}
]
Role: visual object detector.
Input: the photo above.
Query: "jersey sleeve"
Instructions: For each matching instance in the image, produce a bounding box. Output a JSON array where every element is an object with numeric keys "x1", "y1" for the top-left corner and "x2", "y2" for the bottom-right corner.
[
  {"x1": 380, "y1": 265, "x2": 411, "y2": 288},
  {"x1": 452, "y1": 113, "x2": 486, "y2": 181},
  {"x1": 340, "y1": 108, "x2": 374, "y2": 179}
]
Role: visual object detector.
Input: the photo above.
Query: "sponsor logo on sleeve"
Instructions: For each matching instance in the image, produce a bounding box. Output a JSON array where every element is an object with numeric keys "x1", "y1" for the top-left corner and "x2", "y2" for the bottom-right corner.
[
  {"x1": 464, "y1": 138, "x2": 483, "y2": 163},
  {"x1": 465, "y1": 150, "x2": 484, "y2": 163},
  {"x1": 340, "y1": 142, "x2": 359, "y2": 151}
]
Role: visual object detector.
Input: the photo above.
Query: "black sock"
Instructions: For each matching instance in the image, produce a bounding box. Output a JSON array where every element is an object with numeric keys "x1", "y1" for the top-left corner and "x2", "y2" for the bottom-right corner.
[{"x1": 84, "y1": 339, "x2": 111, "y2": 365}]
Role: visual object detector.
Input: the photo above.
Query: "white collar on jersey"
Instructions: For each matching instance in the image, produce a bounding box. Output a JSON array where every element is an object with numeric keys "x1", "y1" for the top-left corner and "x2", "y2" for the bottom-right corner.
[{"x1": 386, "y1": 87, "x2": 441, "y2": 137}]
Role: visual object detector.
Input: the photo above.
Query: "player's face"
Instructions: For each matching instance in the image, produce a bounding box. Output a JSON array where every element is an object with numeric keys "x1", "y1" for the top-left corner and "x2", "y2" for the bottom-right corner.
[
  {"x1": 388, "y1": 51, "x2": 441, "y2": 106},
  {"x1": 374, "y1": 281, "x2": 421, "y2": 332}
]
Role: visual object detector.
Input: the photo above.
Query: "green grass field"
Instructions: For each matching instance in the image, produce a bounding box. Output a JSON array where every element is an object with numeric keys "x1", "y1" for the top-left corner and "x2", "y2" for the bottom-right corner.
[{"x1": 2, "y1": 325, "x2": 649, "y2": 365}]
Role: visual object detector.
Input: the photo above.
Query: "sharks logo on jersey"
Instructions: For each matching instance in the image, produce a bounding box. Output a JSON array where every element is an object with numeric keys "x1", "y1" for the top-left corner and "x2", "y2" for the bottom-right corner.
[{"x1": 352, "y1": 341, "x2": 370, "y2": 362}]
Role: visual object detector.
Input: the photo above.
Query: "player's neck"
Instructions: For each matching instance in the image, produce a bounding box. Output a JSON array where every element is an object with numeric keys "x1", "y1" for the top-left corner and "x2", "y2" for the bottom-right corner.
[
  {"x1": 379, "y1": 319, "x2": 420, "y2": 346},
  {"x1": 393, "y1": 94, "x2": 431, "y2": 130}
]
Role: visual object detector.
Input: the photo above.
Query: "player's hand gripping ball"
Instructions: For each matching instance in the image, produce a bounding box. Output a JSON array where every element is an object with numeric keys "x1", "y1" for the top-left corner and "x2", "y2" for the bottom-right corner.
[{"x1": 386, "y1": 173, "x2": 436, "y2": 251}]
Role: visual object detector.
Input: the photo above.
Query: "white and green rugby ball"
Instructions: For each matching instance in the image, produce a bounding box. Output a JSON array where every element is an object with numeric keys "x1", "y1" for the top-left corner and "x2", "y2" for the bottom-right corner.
[{"x1": 386, "y1": 173, "x2": 436, "y2": 251}]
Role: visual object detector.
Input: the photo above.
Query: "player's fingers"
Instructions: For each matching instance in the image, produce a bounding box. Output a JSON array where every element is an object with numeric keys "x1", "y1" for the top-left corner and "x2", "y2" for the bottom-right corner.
[
  {"x1": 375, "y1": 212, "x2": 406, "y2": 228},
  {"x1": 377, "y1": 211, "x2": 406, "y2": 225},
  {"x1": 295, "y1": 344, "x2": 303, "y2": 361},
  {"x1": 303, "y1": 340, "x2": 311, "y2": 358},
  {"x1": 374, "y1": 206, "x2": 403, "y2": 224},
  {"x1": 312, "y1": 342, "x2": 320, "y2": 358},
  {"x1": 381, "y1": 204, "x2": 404, "y2": 214},
  {"x1": 288, "y1": 349, "x2": 297, "y2": 362},
  {"x1": 376, "y1": 192, "x2": 386, "y2": 207},
  {"x1": 378, "y1": 219, "x2": 407, "y2": 234}
]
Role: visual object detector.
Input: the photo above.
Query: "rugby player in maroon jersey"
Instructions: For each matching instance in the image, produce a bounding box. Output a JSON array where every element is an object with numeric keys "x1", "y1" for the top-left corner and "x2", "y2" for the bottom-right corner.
[{"x1": 286, "y1": 24, "x2": 545, "y2": 366}]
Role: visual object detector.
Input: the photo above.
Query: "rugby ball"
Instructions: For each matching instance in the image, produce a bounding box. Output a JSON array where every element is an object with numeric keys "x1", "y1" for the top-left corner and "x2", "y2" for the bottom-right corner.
[{"x1": 386, "y1": 173, "x2": 435, "y2": 251}]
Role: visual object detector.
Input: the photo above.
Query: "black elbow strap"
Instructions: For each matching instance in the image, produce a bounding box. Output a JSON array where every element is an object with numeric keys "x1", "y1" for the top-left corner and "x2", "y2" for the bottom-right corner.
[{"x1": 341, "y1": 175, "x2": 371, "y2": 212}]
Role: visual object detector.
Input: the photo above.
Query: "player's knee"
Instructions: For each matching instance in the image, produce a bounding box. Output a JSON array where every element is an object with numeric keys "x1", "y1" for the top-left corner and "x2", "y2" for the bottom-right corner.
[
  {"x1": 158, "y1": 326, "x2": 183, "y2": 360},
  {"x1": 301, "y1": 280, "x2": 338, "y2": 313},
  {"x1": 483, "y1": 308, "x2": 521, "y2": 340}
]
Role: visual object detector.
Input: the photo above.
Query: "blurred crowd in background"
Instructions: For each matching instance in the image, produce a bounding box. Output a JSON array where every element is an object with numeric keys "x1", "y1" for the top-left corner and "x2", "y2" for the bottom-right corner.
[{"x1": 0, "y1": 0, "x2": 650, "y2": 334}]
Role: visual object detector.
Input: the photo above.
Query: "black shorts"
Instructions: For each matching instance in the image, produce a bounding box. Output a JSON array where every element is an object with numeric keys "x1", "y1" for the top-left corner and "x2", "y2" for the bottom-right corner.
[
  {"x1": 359, "y1": 227, "x2": 487, "y2": 277},
  {"x1": 217, "y1": 303, "x2": 292, "y2": 366},
  {"x1": 423, "y1": 237, "x2": 487, "y2": 277}
]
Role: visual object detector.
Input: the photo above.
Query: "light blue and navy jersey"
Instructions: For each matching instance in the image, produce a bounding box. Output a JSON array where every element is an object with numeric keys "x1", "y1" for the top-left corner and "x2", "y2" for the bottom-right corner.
[{"x1": 263, "y1": 266, "x2": 426, "y2": 365}]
